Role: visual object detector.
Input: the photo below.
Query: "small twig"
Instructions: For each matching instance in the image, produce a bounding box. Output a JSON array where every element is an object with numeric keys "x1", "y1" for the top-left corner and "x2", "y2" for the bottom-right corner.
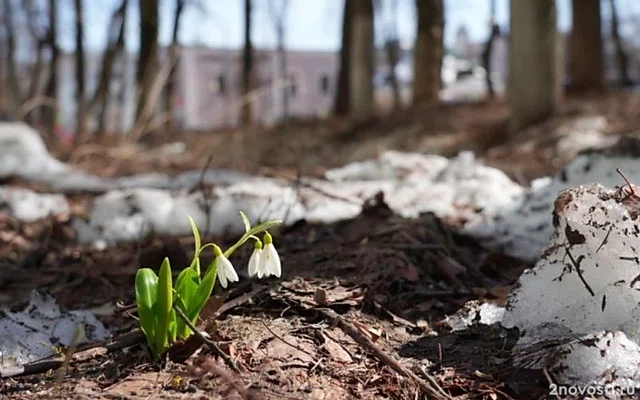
[
  {"x1": 173, "y1": 304, "x2": 244, "y2": 373},
  {"x1": 0, "y1": 329, "x2": 145, "y2": 378},
  {"x1": 316, "y1": 307, "x2": 452, "y2": 400},
  {"x1": 196, "y1": 154, "x2": 215, "y2": 238},
  {"x1": 198, "y1": 357, "x2": 265, "y2": 400},
  {"x1": 215, "y1": 286, "x2": 266, "y2": 317},
  {"x1": 595, "y1": 225, "x2": 613, "y2": 253},
  {"x1": 617, "y1": 168, "x2": 635, "y2": 195},
  {"x1": 54, "y1": 325, "x2": 85, "y2": 389},
  {"x1": 564, "y1": 246, "x2": 595, "y2": 297},
  {"x1": 293, "y1": 179, "x2": 362, "y2": 205},
  {"x1": 260, "y1": 320, "x2": 316, "y2": 358}
]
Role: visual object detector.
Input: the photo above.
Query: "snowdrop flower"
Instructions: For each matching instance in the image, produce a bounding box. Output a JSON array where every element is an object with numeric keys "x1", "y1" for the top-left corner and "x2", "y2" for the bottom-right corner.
[
  {"x1": 213, "y1": 244, "x2": 239, "y2": 289},
  {"x1": 257, "y1": 232, "x2": 281, "y2": 278},
  {"x1": 247, "y1": 240, "x2": 262, "y2": 277}
]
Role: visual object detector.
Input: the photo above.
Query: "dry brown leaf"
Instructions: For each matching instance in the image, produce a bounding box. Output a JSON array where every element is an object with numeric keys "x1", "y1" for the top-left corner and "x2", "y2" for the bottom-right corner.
[{"x1": 318, "y1": 331, "x2": 353, "y2": 363}]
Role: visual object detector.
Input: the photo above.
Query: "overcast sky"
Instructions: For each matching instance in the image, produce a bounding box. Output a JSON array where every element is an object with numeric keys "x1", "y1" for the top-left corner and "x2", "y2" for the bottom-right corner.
[{"x1": 56, "y1": 0, "x2": 632, "y2": 53}]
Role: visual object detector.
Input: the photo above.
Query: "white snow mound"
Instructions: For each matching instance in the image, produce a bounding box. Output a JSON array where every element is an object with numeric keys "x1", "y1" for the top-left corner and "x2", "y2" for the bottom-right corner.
[{"x1": 502, "y1": 183, "x2": 640, "y2": 388}]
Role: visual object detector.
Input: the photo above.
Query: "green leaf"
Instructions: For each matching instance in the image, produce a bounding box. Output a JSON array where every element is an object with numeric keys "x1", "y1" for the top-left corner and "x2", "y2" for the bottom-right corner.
[
  {"x1": 239, "y1": 211, "x2": 251, "y2": 233},
  {"x1": 135, "y1": 268, "x2": 159, "y2": 356},
  {"x1": 188, "y1": 216, "x2": 202, "y2": 253},
  {"x1": 174, "y1": 267, "x2": 200, "y2": 338},
  {"x1": 175, "y1": 257, "x2": 201, "y2": 293},
  {"x1": 173, "y1": 294, "x2": 192, "y2": 338},
  {"x1": 154, "y1": 257, "x2": 173, "y2": 356},
  {"x1": 189, "y1": 258, "x2": 218, "y2": 323},
  {"x1": 168, "y1": 308, "x2": 177, "y2": 343},
  {"x1": 224, "y1": 220, "x2": 283, "y2": 258}
]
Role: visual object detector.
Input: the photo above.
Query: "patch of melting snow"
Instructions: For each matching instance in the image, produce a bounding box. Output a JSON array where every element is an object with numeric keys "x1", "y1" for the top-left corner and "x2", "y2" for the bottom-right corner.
[
  {"x1": 0, "y1": 187, "x2": 70, "y2": 222},
  {"x1": 502, "y1": 183, "x2": 640, "y2": 389},
  {"x1": 442, "y1": 300, "x2": 505, "y2": 331},
  {"x1": 0, "y1": 291, "x2": 110, "y2": 372}
]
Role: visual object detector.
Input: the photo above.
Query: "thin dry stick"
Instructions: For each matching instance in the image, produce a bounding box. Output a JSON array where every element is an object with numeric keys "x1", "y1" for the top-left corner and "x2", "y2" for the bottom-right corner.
[
  {"x1": 260, "y1": 320, "x2": 315, "y2": 358},
  {"x1": 173, "y1": 304, "x2": 244, "y2": 373},
  {"x1": 194, "y1": 154, "x2": 215, "y2": 238},
  {"x1": 17, "y1": 95, "x2": 57, "y2": 120},
  {"x1": 129, "y1": 50, "x2": 178, "y2": 141},
  {"x1": 199, "y1": 357, "x2": 265, "y2": 400},
  {"x1": 317, "y1": 307, "x2": 452, "y2": 400}
]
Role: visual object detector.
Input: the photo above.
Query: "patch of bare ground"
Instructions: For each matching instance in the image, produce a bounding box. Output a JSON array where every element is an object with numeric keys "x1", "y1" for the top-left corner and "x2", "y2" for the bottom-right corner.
[{"x1": 0, "y1": 194, "x2": 549, "y2": 399}]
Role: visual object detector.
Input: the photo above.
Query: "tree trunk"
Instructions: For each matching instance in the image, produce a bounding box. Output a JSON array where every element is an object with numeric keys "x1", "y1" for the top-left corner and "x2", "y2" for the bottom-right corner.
[
  {"x1": 385, "y1": 40, "x2": 401, "y2": 110},
  {"x1": 482, "y1": 0, "x2": 498, "y2": 98},
  {"x1": 165, "y1": 0, "x2": 184, "y2": 131},
  {"x1": 569, "y1": 0, "x2": 604, "y2": 92},
  {"x1": 276, "y1": 21, "x2": 288, "y2": 120},
  {"x1": 349, "y1": 0, "x2": 374, "y2": 123},
  {"x1": 241, "y1": 0, "x2": 254, "y2": 125},
  {"x1": 74, "y1": 0, "x2": 87, "y2": 141},
  {"x1": 609, "y1": 0, "x2": 632, "y2": 86},
  {"x1": 412, "y1": 0, "x2": 444, "y2": 106},
  {"x1": 136, "y1": 0, "x2": 159, "y2": 121},
  {"x1": 385, "y1": 0, "x2": 401, "y2": 110},
  {"x1": 2, "y1": 0, "x2": 21, "y2": 117},
  {"x1": 93, "y1": 0, "x2": 128, "y2": 136},
  {"x1": 43, "y1": 0, "x2": 59, "y2": 132},
  {"x1": 508, "y1": 0, "x2": 557, "y2": 131},
  {"x1": 334, "y1": 0, "x2": 351, "y2": 116}
]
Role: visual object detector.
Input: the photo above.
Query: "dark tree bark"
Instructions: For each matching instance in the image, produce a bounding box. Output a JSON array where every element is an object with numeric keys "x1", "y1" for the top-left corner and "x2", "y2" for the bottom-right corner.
[
  {"x1": 413, "y1": 0, "x2": 444, "y2": 105},
  {"x1": 481, "y1": 0, "x2": 499, "y2": 98},
  {"x1": 569, "y1": 0, "x2": 604, "y2": 92},
  {"x1": 75, "y1": 0, "x2": 87, "y2": 140},
  {"x1": 93, "y1": 0, "x2": 128, "y2": 136},
  {"x1": 23, "y1": 1, "x2": 47, "y2": 124},
  {"x1": 334, "y1": 0, "x2": 351, "y2": 116},
  {"x1": 2, "y1": 0, "x2": 22, "y2": 117},
  {"x1": 609, "y1": 0, "x2": 632, "y2": 86},
  {"x1": 382, "y1": 0, "x2": 401, "y2": 110},
  {"x1": 43, "y1": 0, "x2": 59, "y2": 131},
  {"x1": 165, "y1": 0, "x2": 185, "y2": 131},
  {"x1": 349, "y1": 0, "x2": 374, "y2": 123},
  {"x1": 508, "y1": 0, "x2": 557, "y2": 131},
  {"x1": 241, "y1": 0, "x2": 254, "y2": 125},
  {"x1": 136, "y1": 0, "x2": 159, "y2": 121}
]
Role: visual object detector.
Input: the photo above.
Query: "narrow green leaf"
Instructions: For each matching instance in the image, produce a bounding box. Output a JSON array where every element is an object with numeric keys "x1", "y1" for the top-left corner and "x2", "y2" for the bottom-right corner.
[
  {"x1": 173, "y1": 295, "x2": 192, "y2": 338},
  {"x1": 175, "y1": 258, "x2": 201, "y2": 293},
  {"x1": 239, "y1": 211, "x2": 251, "y2": 233},
  {"x1": 188, "y1": 216, "x2": 202, "y2": 253},
  {"x1": 224, "y1": 220, "x2": 283, "y2": 258},
  {"x1": 135, "y1": 268, "x2": 159, "y2": 355},
  {"x1": 174, "y1": 267, "x2": 200, "y2": 338},
  {"x1": 155, "y1": 257, "x2": 173, "y2": 356},
  {"x1": 189, "y1": 258, "x2": 218, "y2": 323},
  {"x1": 168, "y1": 308, "x2": 177, "y2": 343}
]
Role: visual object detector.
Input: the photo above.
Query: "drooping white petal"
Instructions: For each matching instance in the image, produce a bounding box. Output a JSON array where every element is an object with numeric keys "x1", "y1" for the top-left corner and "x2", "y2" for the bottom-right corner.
[
  {"x1": 217, "y1": 264, "x2": 228, "y2": 288},
  {"x1": 248, "y1": 248, "x2": 261, "y2": 277},
  {"x1": 263, "y1": 243, "x2": 281, "y2": 278},
  {"x1": 217, "y1": 256, "x2": 238, "y2": 288},
  {"x1": 257, "y1": 250, "x2": 267, "y2": 278}
]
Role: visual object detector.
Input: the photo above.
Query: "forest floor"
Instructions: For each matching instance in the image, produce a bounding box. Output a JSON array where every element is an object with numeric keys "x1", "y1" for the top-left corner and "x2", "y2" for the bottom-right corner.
[{"x1": 2, "y1": 92, "x2": 640, "y2": 399}]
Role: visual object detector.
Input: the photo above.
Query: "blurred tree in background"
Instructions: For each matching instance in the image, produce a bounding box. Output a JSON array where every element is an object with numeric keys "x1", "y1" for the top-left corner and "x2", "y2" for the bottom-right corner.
[
  {"x1": 0, "y1": 0, "x2": 637, "y2": 141},
  {"x1": 508, "y1": 0, "x2": 557, "y2": 132},
  {"x1": 569, "y1": 0, "x2": 604, "y2": 93}
]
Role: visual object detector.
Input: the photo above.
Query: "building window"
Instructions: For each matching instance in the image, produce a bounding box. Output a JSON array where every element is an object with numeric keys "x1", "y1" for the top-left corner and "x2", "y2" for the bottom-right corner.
[
  {"x1": 320, "y1": 75, "x2": 330, "y2": 94},
  {"x1": 217, "y1": 74, "x2": 227, "y2": 95},
  {"x1": 288, "y1": 74, "x2": 297, "y2": 97}
]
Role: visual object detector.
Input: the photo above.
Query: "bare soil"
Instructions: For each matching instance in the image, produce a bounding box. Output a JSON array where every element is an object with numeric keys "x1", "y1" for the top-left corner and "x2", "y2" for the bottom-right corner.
[{"x1": 3, "y1": 92, "x2": 640, "y2": 399}]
